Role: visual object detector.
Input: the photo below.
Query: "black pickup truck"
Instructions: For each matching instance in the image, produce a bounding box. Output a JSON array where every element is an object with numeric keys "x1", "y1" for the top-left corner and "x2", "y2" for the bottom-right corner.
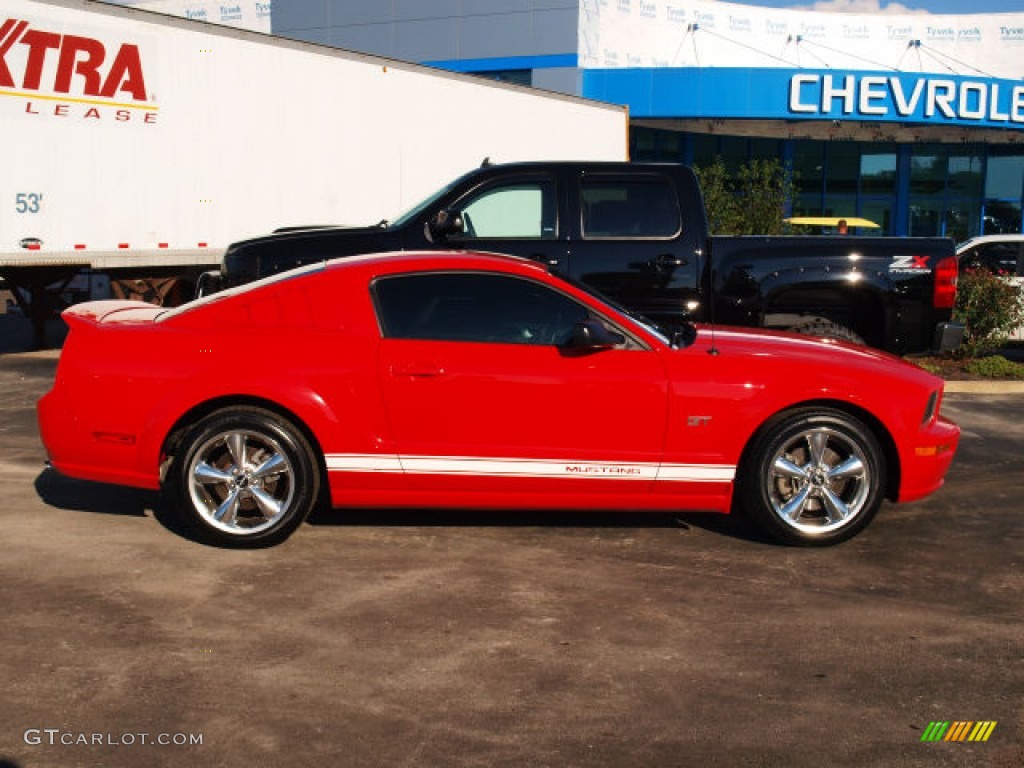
[{"x1": 213, "y1": 162, "x2": 962, "y2": 354}]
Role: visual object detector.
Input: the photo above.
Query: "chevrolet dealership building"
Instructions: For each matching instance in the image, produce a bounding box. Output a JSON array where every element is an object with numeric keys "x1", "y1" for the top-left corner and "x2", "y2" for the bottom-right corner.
[{"x1": 268, "y1": 0, "x2": 1024, "y2": 239}]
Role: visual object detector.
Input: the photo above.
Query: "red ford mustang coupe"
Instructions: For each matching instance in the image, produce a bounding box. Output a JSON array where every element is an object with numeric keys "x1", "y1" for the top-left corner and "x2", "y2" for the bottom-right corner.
[{"x1": 38, "y1": 251, "x2": 958, "y2": 547}]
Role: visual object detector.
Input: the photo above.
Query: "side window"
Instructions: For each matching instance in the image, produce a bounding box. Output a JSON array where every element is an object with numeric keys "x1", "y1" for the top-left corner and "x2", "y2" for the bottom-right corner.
[
  {"x1": 977, "y1": 243, "x2": 1022, "y2": 275},
  {"x1": 450, "y1": 179, "x2": 556, "y2": 240},
  {"x1": 581, "y1": 177, "x2": 681, "y2": 239},
  {"x1": 374, "y1": 273, "x2": 590, "y2": 346}
]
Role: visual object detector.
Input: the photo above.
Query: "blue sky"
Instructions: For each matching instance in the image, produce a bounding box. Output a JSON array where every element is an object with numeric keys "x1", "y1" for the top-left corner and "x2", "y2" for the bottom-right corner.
[{"x1": 734, "y1": 0, "x2": 1023, "y2": 13}]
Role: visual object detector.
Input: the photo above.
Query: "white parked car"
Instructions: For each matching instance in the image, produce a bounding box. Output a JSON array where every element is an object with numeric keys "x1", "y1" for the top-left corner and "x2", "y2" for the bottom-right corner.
[{"x1": 956, "y1": 235, "x2": 1024, "y2": 342}]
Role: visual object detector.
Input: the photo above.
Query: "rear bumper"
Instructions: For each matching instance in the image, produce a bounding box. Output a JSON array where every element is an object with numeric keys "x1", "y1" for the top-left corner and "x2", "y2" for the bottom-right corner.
[
  {"x1": 898, "y1": 415, "x2": 960, "y2": 503},
  {"x1": 37, "y1": 390, "x2": 159, "y2": 491}
]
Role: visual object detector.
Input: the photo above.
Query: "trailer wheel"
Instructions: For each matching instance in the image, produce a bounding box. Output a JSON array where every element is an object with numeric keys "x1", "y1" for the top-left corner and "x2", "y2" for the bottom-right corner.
[{"x1": 167, "y1": 407, "x2": 320, "y2": 547}]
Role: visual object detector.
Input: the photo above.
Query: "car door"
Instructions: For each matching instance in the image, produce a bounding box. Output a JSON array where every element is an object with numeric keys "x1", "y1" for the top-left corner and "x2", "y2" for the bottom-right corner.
[
  {"x1": 373, "y1": 271, "x2": 669, "y2": 497},
  {"x1": 442, "y1": 173, "x2": 568, "y2": 269},
  {"x1": 564, "y1": 171, "x2": 701, "y2": 327}
]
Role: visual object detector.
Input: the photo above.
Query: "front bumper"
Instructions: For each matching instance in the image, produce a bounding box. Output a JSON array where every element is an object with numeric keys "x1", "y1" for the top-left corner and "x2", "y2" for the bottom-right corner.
[{"x1": 898, "y1": 415, "x2": 960, "y2": 503}]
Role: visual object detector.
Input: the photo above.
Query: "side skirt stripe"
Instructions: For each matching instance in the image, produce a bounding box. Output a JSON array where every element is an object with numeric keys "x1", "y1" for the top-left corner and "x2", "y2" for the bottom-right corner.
[{"x1": 324, "y1": 454, "x2": 735, "y2": 483}]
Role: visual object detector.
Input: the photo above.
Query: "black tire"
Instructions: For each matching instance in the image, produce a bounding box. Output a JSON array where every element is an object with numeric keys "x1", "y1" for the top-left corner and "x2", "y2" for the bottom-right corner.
[
  {"x1": 167, "y1": 407, "x2": 320, "y2": 547},
  {"x1": 788, "y1": 318, "x2": 865, "y2": 345},
  {"x1": 738, "y1": 408, "x2": 885, "y2": 546}
]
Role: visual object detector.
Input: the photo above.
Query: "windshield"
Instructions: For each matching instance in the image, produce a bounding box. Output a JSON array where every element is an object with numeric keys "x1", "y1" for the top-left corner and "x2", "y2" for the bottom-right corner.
[
  {"x1": 388, "y1": 168, "x2": 483, "y2": 228},
  {"x1": 388, "y1": 181, "x2": 458, "y2": 229}
]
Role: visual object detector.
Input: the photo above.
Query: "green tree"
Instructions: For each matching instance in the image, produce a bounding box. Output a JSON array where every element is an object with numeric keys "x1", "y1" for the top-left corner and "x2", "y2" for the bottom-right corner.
[{"x1": 692, "y1": 157, "x2": 796, "y2": 235}]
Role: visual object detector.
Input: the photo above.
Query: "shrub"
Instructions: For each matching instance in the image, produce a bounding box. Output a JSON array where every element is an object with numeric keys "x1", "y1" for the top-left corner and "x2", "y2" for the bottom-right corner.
[
  {"x1": 953, "y1": 268, "x2": 1024, "y2": 358},
  {"x1": 964, "y1": 355, "x2": 1024, "y2": 379}
]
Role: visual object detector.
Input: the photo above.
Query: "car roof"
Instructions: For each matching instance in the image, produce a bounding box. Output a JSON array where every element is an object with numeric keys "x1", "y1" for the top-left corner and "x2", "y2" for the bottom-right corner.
[
  {"x1": 956, "y1": 234, "x2": 1024, "y2": 252},
  {"x1": 322, "y1": 249, "x2": 551, "y2": 278}
]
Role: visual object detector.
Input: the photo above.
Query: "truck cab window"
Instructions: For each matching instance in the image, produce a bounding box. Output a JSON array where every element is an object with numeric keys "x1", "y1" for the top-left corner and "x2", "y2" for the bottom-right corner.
[
  {"x1": 582, "y1": 177, "x2": 681, "y2": 239},
  {"x1": 450, "y1": 180, "x2": 557, "y2": 240}
]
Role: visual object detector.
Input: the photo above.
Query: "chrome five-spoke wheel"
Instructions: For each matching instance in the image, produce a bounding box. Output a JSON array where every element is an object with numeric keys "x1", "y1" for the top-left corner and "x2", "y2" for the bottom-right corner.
[
  {"x1": 767, "y1": 427, "x2": 870, "y2": 535},
  {"x1": 741, "y1": 409, "x2": 885, "y2": 546},
  {"x1": 169, "y1": 407, "x2": 320, "y2": 547},
  {"x1": 188, "y1": 429, "x2": 295, "y2": 535}
]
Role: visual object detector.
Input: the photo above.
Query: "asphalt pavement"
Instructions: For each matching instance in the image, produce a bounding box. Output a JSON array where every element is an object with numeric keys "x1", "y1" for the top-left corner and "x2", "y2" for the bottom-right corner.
[{"x1": 0, "y1": 322, "x2": 1021, "y2": 767}]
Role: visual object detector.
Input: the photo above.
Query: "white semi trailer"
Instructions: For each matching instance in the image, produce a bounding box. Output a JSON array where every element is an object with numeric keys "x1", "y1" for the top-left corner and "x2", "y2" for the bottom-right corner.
[{"x1": 0, "y1": 0, "x2": 627, "y2": 345}]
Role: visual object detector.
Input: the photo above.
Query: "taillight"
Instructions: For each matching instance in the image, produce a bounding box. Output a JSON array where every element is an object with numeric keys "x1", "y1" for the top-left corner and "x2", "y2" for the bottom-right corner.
[{"x1": 933, "y1": 256, "x2": 957, "y2": 309}]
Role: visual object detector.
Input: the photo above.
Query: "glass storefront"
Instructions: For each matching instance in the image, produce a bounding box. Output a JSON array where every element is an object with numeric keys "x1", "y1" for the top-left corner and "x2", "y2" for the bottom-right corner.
[{"x1": 630, "y1": 126, "x2": 1024, "y2": 241}]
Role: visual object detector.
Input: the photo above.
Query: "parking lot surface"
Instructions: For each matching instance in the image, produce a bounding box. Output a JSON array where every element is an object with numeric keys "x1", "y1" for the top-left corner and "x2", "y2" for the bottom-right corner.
[{"x1": 0, "y1": 343, "x2": 1021, "y2": 768}]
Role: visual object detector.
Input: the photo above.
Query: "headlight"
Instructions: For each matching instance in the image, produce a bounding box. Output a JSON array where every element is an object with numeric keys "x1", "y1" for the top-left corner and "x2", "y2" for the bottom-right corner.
[{"x1": 921, "y1": 389, "x2": 941, "y2": 425}]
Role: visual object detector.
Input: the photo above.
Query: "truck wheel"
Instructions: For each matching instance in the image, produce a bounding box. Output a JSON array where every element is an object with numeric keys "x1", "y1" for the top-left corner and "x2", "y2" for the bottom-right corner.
[
  {"x1": 788, "y1": 318, "x2": 864, "y2": 345},
  {"x1": 739, "y1": 408, "x2": 885, "y2": 546},
  {"x1": 167, "y1": 407, "x2": 320, "y2": 547}
]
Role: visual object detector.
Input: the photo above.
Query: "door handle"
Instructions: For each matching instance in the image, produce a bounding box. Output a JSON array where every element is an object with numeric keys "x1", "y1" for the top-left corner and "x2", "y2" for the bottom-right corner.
[
  {"x1": 653, "y1": 253, "x2": 688, "y2": 268},
  {"x1": 391, "y1": 362, "x2": 445, "y2": 377}
]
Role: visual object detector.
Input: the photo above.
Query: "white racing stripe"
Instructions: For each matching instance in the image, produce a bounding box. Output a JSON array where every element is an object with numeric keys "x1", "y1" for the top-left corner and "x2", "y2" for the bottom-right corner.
[
  {"x1": 325, "y1": 455, "x2": 403, "y2": 473},
  {"x1": 324, "y1": 454, "x2": 734, "y2": 483}
]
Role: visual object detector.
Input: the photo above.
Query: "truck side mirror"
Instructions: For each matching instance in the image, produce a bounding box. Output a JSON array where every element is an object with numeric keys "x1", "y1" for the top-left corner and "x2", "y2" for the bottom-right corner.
[
  {"x1": 567, "y1": 320, "x2": 625, "y2": 350},
  {"x1": 427, "y1": 209, "x2": 464, "y2": 240}
]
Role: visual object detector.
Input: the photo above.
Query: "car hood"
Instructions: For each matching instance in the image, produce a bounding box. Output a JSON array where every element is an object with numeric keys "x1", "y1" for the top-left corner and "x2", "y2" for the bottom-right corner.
[{"x1": 691, "y1": 324, "x2": 940, "y2": 386}]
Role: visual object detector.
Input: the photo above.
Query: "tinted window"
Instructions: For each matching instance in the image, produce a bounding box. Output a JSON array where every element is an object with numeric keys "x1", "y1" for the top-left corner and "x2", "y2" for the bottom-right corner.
[
  {"x1": 581, "y1": 177, "x2": 681, "y2": 239},
  {"x1": 449, "y1": 180, "x2": 556, "y2": 240},
  {"x1": 374, "y1": 273, "x2": 590, "y2": 345},
  {"x1": 962, "y1": 243, "x2": 1023, "y2": 275}
]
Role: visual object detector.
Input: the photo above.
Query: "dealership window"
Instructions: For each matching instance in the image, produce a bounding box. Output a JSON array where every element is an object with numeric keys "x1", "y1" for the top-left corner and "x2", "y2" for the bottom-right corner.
[
  {"x1": 633, "y1": 129, "x2": 1022, "y2": 238},
  {"x1": 791, "y1": 142, "x2": 825, "y2": 220},
  {"x1": 948, "y1": 154, "x2": 983, "y2": 198},
  {"x1": 860, "y1": 152, "x2": 897, "y2": 196},
  {"x1": 945, "y1": 202, "x2": 981, "y2": 243},
  {"x1": 910, "y1": 150, "x2": 946, "y2": 197},
  {"x1": 983, "y1": 155, "x2": 1024, "y2": 235},
  {"x1": 826, "y1": 143, "x2": 859, "y2": 196},
  {"x1": 859, "y1": 199, "x2": 893, "y2": 234},
  {"x1": 630, "y1": 127, "x2": 684, "y2": 163},
  {"x1": 792, "y1": 142, "x2": 824, "y2": 190},
  {"x1": 691, "y1": 134, "x2": 717, "y2": 165},
  {"x1": 904, "y1": 146, "x2": 990, "y2": 239},
  {"x1": 909, "y1": 146, "x2": 946, "y2": 237},
  {"x1": 633, "y1": 128, "x2": 658, "y2": 161}
]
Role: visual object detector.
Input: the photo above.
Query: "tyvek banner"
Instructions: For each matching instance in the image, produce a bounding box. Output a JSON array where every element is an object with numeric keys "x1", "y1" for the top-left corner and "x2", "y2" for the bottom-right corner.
[{"x1": 579, "y1": 0, "x2": 1024, "y2": 80}]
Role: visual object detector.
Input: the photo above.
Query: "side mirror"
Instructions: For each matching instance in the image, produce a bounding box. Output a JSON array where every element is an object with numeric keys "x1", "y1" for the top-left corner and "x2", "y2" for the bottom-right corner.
[
  {"x1": 427, "y1": 209, "x2": 464, "y2": 240},
  {"x1": 670, "y1": 323, "x2": 698, "y2": 349},
  {"x1": 568, "y1": 320, "x2": 625, "y2": 350}
]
